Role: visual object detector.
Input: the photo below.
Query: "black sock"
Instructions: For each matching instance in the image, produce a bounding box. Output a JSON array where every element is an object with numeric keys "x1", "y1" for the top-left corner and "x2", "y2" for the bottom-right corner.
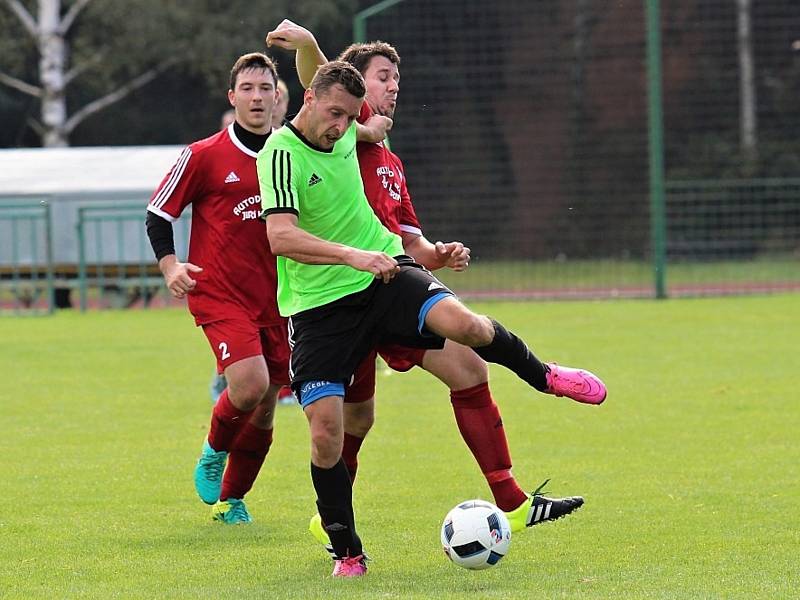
[
  {"x1": 311, "y1": 459, "x2": 362, "y2": 558},
  {"x1": 472, "y1": 319, "x2": 549, "y2": 391}
]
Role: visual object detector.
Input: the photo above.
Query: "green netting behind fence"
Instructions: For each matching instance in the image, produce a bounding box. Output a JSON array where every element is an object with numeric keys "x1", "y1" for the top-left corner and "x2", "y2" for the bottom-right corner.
[{"x1": 358, "y1": 0, "x2": 800, "y2": 298}]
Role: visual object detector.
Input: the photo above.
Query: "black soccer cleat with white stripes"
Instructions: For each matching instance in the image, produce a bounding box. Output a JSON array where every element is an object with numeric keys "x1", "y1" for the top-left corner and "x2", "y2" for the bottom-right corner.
[{"x1": 504, "y1": 478, "x2": 584, "y2": 532}]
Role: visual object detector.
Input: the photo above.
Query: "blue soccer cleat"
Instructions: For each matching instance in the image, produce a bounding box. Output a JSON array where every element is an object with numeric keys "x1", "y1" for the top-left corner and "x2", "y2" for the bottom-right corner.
[
  {"x1": 211, "y1": 498, "x2": 252, "y2": 524},
  {"x1": 209, "y1": 373, "x2": 227, "y2": 404},
  {"x1": 194, "y1": 438, "x2": 228, "y2": 504}
]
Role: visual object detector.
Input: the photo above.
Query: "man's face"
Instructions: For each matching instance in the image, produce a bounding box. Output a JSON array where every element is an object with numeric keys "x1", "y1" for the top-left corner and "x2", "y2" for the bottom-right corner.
[
  {"x1": 228, "y1": 68, "x2": 277, "y2": 134},
  {"x1": 304, "y1": 83, "x2": 363, "y2": 150},
  {"x1": 363, "y1": 55, "x2": 399, "y2": 118}
]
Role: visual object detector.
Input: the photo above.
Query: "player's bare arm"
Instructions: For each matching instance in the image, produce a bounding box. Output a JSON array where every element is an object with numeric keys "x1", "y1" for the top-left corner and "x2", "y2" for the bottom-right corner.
[
  {"x1": 266, "y1": 20, "x2": 326, "y2": 88},
  {"x1": 267, "y1": 212, "x2": 400, "y2": 282},
  {"x1": 356, "y1": 114, "x2": 392, "y2": 143},
  {"x1": 401, "y1": 232, "x2": 471, "y2": 272},
  {"x1": 157, "y1": 254, "x2": 203, "y2": 299}
]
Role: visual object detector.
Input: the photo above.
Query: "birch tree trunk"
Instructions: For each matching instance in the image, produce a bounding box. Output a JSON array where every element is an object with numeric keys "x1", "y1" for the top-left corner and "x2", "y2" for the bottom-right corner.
[
  {"x1": 39, "y1": 0, "x2": 68, "y2": 147},
  {"x1": 1, "y1": 0, "x2": 176, "y2": 146},
  {"x1": 737, "y1": 0, "x2": 757, "y2": 165}
]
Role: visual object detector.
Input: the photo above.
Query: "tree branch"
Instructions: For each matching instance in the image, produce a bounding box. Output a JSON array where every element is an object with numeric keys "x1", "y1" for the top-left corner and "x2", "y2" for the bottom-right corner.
[
  {"x1": 58, "y1": 0, "x2": 93, "y2": 35},
  {"x1": 64, "y1": 53, "x2": 105, "y2": 86},
  {"x1": 63, "y1": 57, "x2": 180, "y2": 134},
  {"x1": 0, "y1": 70, "x2": 42, "y2": 97},
  {"x1": 27, "y1": 116, "x2": 45, "y2": 137},
  {"x1": 3, "y1": 0, "x2": 38, "y2": 38}
]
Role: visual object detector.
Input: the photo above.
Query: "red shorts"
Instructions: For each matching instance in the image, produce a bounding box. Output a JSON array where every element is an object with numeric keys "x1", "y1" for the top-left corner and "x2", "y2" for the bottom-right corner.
[
  {"x1": 202, "y1": 318, "x2": 290, "y2": 385},
  {"x1": 345, "y1": 343, "x2": 427, "y2": 403}
]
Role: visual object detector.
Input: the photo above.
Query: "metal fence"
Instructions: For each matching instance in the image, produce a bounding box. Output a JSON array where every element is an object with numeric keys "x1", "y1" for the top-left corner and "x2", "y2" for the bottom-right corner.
[
  {"x1": 0, "y1": 199, "x2": 191, "y2": 314},
  {"x1": 0, "y1": 199, "x2": 53, "y2": 314},
  {"x1": 356, "y1": 0, "x2": 800, "y2": 299},
  {"x1": 2, "y1": 1, "x2": 799, "y2": 309}
]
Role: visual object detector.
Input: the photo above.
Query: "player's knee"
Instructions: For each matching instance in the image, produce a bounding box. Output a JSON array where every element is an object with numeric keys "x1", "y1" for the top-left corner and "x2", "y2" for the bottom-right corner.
[
  {"x1": 228, "y1": 376, "x2": 270, "y2": 411},
  {"x1": 345, "y1": 402, "x2": 374, "y2": 437},
  {"x1": 451, "y1": 353, "x2": 489, "y2": 389},
  {"x1": 310, "y1": 418, "x2": 343, "y2": 462},
  {"x1": 455, "y1": 314, "x2": 494, "y2": 347}
]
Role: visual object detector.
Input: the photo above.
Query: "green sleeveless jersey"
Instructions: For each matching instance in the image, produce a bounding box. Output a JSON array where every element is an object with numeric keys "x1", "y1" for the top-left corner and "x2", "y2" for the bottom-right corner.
[{"x1": 258, "y1": 121, "x2": 404, "y2": 316}]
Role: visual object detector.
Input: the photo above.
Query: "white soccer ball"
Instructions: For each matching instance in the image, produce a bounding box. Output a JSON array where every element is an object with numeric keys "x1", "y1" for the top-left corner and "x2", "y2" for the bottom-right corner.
[{"x1": 440, "y1": 499, "x2": 512, "y2": 570}]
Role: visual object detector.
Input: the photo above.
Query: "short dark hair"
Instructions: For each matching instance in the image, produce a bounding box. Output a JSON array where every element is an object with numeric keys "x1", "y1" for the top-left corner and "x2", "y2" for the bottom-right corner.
[
  {"x1": 310, "y1": 60, "x2": 366, "y2": 99},
  {"x1": 229, "y1": 52, "x2": 278, "y2": 91},
  {"x1": 336, "y1": 41, "x2": 400, "y2": 76}
]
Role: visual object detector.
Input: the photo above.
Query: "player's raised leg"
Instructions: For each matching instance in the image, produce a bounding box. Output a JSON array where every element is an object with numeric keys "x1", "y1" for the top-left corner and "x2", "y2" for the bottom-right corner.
[{"x1": 423, "y1": 296, "x2": 607, "y2": 405}]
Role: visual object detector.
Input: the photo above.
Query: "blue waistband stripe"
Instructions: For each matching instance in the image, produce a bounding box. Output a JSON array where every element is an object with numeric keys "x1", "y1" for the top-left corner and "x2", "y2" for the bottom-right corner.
[
  {"x1": 418, "y1": 291, "x2": 453, "y2": 334},
  {"x1": 298, "y1": 380, "x2": 345, "y2": 408}
]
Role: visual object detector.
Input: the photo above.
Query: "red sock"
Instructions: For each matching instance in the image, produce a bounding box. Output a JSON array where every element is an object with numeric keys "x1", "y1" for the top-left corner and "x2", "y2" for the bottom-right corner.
[
  {"x1": 341, "y1": 432, "x2": 364, "y2": 483},
  {"x1": 207, "y1": 389, "x2": 252, "y2": 452},
  {"x1": 221, "y1": 423, "x2": 273, "y2": 501},
  {"x1": 450, "y1": 383, "x2": 528, "y2": 511}
]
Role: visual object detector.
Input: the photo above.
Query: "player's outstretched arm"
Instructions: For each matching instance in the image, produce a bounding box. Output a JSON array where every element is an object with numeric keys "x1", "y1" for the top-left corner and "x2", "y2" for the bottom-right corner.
[
  {"x1": 267, "y1": 213, "x2": 399, "y2": 282},
  {"x1": 402, "y1": 232, "x2": 470, "y2": 272},
  {"x1": 266, "y1": 19, "x2": 326, "y2": 88}
]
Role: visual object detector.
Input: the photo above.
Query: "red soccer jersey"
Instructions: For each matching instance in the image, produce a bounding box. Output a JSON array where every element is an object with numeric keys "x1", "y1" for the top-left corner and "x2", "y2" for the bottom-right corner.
[
  {"x1": 356, "y1": 103, "x2": 422, "y2": 237},
  {"x1": 147, "y1": 124, "x2": 281, "y2": 326}
]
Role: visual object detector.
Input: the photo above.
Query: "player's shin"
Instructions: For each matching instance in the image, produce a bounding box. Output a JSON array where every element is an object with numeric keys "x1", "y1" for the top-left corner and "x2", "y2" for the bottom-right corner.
[
  {"x1": 208, "y1": 389, "x2": 254, "y2": 451},
  {"x1": 341, "y1": 432, "x2": 364, "y2": 483},
  {"x1": 472, "y1": 319, "x2": 549, "y2": 391},
  {"x1": 450, "y1": 383, "x2": 528, "y2": 511},
  {"x1": 311, "y1": 459, "x2": 362, "y2": 558},
  {"x1": 221, "y1": 423, "x2": 273, "y2": 500}
]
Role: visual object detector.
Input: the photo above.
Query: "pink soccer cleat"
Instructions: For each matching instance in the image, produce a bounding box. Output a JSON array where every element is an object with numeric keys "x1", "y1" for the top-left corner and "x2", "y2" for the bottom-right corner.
[
  {"x1": 332, "y1": 555, "x2": 368, "y2": 577},
  {"x1": 545, "y1": 363, "x2": 607, "y2": 405}
]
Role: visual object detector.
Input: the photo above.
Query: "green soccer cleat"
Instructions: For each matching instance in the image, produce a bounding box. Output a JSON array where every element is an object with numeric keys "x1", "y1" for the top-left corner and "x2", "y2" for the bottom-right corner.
[
  {"x1": 309, "y1": 513, "x2": 370, "y2": 561},
  {"x1": 194, "y1": 438, "x2": 228, "y2": 505},
  {"x1": 504, "y1": 479, "x2": 584, "y2": 533},
  {"x1": 211, "y1": 498, "x2": 252, "y2": 524},
  {"x1": 309, "y1": 513, "x2": 337, "y2": 558}
]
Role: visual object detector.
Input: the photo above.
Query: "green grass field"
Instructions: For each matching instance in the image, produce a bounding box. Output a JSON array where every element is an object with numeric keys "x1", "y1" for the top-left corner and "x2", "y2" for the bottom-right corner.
[{"x1": 2, "y1": 295, "x2": 799, "y2": 598}]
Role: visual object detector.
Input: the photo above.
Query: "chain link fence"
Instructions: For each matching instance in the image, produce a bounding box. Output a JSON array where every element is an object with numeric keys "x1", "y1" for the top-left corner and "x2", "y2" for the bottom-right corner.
[{"x1": 358, "y1": 0, "x2": 800, "y2": 298}]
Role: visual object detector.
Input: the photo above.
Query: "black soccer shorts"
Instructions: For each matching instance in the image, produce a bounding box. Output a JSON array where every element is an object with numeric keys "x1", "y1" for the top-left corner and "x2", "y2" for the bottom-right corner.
[{"x1": 288, "y1": 256, "x2": 454, "y2": 401}]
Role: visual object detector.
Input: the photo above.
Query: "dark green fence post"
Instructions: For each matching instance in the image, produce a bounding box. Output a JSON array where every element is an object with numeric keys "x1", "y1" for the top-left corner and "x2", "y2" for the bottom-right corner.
[
  {"x1": 77, "y1": 208, "x2": 88, "y2": 312},
  {"x1": 646, "y1": 0, "x2": 667, "y2": 298},
  {"x1": 43, "y1": 202, "x2": 54, "y2": 313},
  {"x1": 353, "y1": 0, "x2": 407, "y2": 42}
]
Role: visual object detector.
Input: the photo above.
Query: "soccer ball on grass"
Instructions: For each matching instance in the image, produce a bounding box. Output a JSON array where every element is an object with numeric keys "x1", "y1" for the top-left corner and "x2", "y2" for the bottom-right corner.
[{"x1": 440, "y1": 499, "x2": 512, "y2": 569}]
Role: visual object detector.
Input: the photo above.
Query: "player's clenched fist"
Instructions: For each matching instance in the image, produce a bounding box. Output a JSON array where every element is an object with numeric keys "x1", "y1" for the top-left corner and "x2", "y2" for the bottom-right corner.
[
  {"x1": 435, "y1": 240, "x2": 471, "y2": 271},
  {"x1": 266, "y1": 19, "x2": 316, "y2": 50},
  {"x1": 160, "y1": 258, "x2": 203, "y2": 299},
  {"x1": 360, "y1": 115, "x2": 393, "y2": 143}
]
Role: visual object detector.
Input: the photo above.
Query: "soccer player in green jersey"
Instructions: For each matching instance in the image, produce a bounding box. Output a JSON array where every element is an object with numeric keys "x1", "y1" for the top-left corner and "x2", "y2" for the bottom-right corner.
[
  {"x1": 258, "y1": 62, "x2": 607, "y2": 578},
  {"x1": 268, "y1": 21, "x2": 606, "y2": 563}
]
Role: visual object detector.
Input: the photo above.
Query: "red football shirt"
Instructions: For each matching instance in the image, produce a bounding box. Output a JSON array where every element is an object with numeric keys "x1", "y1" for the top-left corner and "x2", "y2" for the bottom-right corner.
[
  {"x1": 356, "y1": 104, "x2": 422, "y2": 237},
  {"x1": 147, "y1": 124, "x2": 281, "y2": 326}
]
